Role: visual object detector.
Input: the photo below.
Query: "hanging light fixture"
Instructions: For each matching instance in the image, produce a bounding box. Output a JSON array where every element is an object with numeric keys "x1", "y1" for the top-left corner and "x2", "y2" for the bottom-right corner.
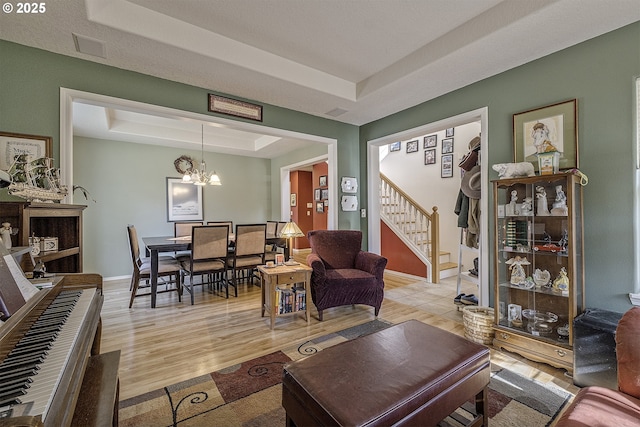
[{"x1": 183, "y1": 124, "x2": 221, "y2": 186}]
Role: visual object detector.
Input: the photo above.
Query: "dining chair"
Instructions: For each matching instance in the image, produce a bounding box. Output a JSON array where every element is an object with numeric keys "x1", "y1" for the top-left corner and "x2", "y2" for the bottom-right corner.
[
  {"x1": 265, "y1": 220, "x2": 282, "y2": 263},
  {"x1": 127, "y1": 224, "x2": 182, "y2": 308},
  {"x1": 174, "y1": 221, "x2": 204, "y2": 261},
  {"x1": 180, "y1": 225, "x2": 230, "y2": 304},
  {"x1": 228, "y1": 223, "x2": 267, "y2": 295},
  {"x1": 207, "y1": 221, "x2": 233, "y2": 237},
  {"x1": 266, "y1": 221, "x2": 278, "y2": 239}
]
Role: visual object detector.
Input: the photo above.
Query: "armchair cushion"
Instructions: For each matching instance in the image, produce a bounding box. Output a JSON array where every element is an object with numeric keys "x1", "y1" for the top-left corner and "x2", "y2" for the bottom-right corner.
[{"x1": 616, "y1": 306, "x2": 640, "y2": 398}]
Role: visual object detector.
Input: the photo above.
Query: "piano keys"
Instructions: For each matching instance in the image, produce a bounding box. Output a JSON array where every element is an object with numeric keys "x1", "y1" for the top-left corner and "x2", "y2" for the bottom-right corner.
[{"x1": 0, "y1": 245, "x2": 118, "y2": 426}]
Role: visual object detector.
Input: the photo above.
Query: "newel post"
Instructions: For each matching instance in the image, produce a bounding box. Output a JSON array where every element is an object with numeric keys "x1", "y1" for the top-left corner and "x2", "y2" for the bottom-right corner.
[{"x1": 430, "y1": 206, "x2": 440, "y2": 283}]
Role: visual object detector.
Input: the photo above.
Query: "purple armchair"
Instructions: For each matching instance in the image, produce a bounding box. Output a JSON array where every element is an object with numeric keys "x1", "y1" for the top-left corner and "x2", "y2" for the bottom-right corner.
[{"x1": 306, "y1": 230, "x2": 387, "y2": 321}]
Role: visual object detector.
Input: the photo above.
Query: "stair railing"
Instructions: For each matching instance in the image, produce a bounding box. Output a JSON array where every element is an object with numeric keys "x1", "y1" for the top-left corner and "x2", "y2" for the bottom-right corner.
[{"x1": 380, "y1": 173, "x2": 440, "y2": 283}]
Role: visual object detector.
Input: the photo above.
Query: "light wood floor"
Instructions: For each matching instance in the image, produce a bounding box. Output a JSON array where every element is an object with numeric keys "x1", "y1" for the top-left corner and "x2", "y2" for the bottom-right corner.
[{"x1": 100, "y1": 250, "x2": 579, "y2": 401}]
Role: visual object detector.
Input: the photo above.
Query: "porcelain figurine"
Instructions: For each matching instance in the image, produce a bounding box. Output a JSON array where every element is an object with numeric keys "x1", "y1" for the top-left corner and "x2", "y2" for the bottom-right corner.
[
  {"x1": 521, "y1": 197, "x2": 533, "y2": 215},
  {"x1": 506, "y1": 256, "x2": 530, "y2": 286},
  {"x1": 553, "y1": 267, "x2": 569, "y2": 292},
  {"x1": 551, "y1": 185, "x2": 568, "y2": 216},
  {"x1": 1, "y1": 222, "x2": 14, "y2": 249},
  {"x1": 536, "y1": 186, "x2": 550, "y2": 216}
]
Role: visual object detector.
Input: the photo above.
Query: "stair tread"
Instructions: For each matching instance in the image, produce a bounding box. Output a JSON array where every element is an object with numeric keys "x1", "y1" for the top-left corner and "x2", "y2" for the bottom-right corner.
[{"x1": 440, "y1": 261, "x2": 458, "y2": 270}]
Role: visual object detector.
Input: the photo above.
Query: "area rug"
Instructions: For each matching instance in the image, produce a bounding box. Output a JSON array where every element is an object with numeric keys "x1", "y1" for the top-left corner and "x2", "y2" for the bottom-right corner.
[{"x1": 119, "y1": 319, "x2": 573, "y2": 427}]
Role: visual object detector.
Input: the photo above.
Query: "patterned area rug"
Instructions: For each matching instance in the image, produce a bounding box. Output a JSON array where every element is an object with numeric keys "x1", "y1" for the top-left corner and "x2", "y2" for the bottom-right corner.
[{"x1": 119, "y1": 319, "x2": 572, "y2": 427}]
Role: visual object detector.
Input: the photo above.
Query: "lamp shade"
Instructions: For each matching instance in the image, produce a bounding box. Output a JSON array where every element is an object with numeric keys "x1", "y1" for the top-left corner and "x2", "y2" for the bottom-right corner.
[{"x1": 279, "y1": 221, "x2": 304, "y2": 238}]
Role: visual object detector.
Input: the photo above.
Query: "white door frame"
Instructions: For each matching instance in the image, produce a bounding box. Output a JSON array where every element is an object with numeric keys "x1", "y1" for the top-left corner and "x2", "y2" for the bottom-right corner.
[{"x1": 366, "y1": 107, "x2": 489, "y2": 305}]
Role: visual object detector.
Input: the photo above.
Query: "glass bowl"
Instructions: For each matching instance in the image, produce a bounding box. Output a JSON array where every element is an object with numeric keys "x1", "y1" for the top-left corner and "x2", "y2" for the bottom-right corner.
[{"x1": 522, "y1": 309, "x2": 558, "y2": 336}]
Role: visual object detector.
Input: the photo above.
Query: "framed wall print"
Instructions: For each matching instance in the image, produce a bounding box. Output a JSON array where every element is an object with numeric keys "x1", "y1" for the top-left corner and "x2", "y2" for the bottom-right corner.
[
  {"x1": 166, "y1": 177, "x2": 203, "y2": 222},
  {"x1": 424, "y1": 148, "x2": 436, "y2": 165},
  {"x1": 406, "y1": 140, "x2": 419, "y2": 153},
  {"x1": 316, "y1": 202, "x2": 324, "y2": 213},
  {"x1": 341, "y1": 195, "x2": 358, "y2": 211},
  {"x1": 441, "y1": 154, "x2": 453, "y2": 178},
  {"x1": 290, "y1": 193, "x2": 297, "y2": 206},
  {"x1": 0, "y1": 131, "x2": 52, "y2": 170},
  {"x1": 314, "y1": 188, "x2": 321, "y2": 201},
  {"x1": 446, "y1": 128, "x2": 455, "y2": 137},
  {"x1": 390, "y1": 141, "x2": 401, "y2": 152},
  {"x1": 423, "y1": 135, "x2": 437, "y2": 148},
  {"x1": 319, "y1": 175, "x2": 327, "y2": 187},
  {"x1": 321, "y1": 189, "x2": 329, "y2": 200},
  {"x1": 442, "y1": 138, "x2": 454, "y2": 154},
  {"x1": 513, "y1": 99, "x2": 577, "y2": 171}
]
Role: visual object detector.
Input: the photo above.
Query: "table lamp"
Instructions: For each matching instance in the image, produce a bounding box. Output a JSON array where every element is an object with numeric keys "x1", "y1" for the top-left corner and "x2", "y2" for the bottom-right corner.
[{"x1": 279, "y1": 220, "x2": 304, "y2": 264}]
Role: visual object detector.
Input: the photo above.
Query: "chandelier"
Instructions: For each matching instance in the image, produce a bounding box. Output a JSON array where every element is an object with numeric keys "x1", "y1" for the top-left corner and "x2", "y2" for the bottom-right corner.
[{"x1": 182, "y1": 124, "x2": 221, "y2": 186}]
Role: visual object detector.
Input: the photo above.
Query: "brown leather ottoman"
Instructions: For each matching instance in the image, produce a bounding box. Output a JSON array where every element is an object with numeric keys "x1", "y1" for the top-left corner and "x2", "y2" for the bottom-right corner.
[{"x1": 282, "y1": 319, "x2": 490, "y2": 427}]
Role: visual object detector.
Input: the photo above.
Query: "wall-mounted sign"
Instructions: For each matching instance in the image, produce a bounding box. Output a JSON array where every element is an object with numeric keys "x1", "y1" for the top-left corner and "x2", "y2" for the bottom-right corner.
[{"x1": 208, "y1": 94, "x2": 263, "y2": 121}]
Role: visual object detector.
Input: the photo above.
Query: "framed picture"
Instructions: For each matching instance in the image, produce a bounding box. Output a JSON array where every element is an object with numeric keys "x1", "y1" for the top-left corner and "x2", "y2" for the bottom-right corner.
[
  {"x1": 406, "y1": 140, "x2": 419, "y2": 153},
  {"x1": 446, "y1": 128, "x2": 455, "y2": 137},
  {"x1": 442, "y1": 138, "x2": 454, "y2": 154},
  {"x1": 441, "y1": 154, "x2": 453, "y2": 178},
  {"x1": 0, "y1": 131, "x2": 52, "y2": 170},
  {"x1": 513, "y1": 99, "x2": 578, "y2": 171},
  {"x1": 321, "y1": 189, "x2": 329, "y2": 200},
  {"x1": 316, "y1": 202, "x2": 324, "y2": 213},
  {"x1": 290, "y1": 193, "x2": 297, "y2": 206},
  {"x1": 424, "y1": 148, "x2": 436, "y2": 165},
  {"x1": 319, "y1": 175, "x2": 327, "y2": 187},
  {"x1": 390, "y1": 141, "x2": 401, "y2": 152},
  {"x1": 314, "y1": 188, "x2": 321, "y2": 201},
  {"x1": 423, "y1": 134, "x2": 437, "y2": 148},
  {"x1": 166, "y1": 177, "x2": 203, "y2": 222},
  {"x1": 275, "y1": 253, "x2": 285, "y2": 265}
]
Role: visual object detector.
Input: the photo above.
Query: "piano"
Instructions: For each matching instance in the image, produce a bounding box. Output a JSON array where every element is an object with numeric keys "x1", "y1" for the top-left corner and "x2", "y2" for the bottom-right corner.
[{"x1": 0, "y1": 247, "x2": 119, "y2": 427}]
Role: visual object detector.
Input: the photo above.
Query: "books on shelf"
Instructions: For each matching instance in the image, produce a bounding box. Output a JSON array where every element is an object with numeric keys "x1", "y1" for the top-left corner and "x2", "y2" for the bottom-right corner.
[{"x1": 275, "y1": 285, "x2": 306, "y2": 314}]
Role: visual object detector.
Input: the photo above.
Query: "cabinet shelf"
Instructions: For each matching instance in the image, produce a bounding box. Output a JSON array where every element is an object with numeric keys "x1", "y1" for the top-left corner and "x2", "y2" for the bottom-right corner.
[
  {"x1": 497, "y1": 282, "x2": 569, "y2": 297},
  {"x1": 0, "y1": 202, "x2": 86, "y2": 273}
]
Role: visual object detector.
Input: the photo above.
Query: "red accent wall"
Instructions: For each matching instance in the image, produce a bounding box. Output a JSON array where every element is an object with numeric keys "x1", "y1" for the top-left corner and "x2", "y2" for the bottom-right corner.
[
  {"x1": 289, "y1": 170, "x2": 312, "y2": 249},
  {"x1": 381, "y1": 221, "x2": 426, "y2": 277}
]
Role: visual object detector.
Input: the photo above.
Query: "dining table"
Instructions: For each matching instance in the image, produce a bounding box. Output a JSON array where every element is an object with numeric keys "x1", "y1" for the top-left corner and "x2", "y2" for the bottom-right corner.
[{"x1": 142, "y1": 234, "x2": 287, "y2": 308}]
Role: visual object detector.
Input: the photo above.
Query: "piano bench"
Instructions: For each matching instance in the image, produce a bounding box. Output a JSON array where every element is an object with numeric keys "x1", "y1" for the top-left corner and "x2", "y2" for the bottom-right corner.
[{"x1": 71, "y1": 350, "x2": 120, "y2": 427}]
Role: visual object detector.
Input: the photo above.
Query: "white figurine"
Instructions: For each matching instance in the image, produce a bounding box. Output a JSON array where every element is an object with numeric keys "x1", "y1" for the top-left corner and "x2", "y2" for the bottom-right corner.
[
  {"x1": 507, "y1": 190, "x2": 518, "y2": 215},
  {"x1": 536, "y1": 186, "x2": 550, "y2": 216},
  {"x1": 1, "y1": 222, "x2": 14, "y2": 249},
  {"x1": 506, "y1": 256, "x2": 531, "y2": 286},
  {"x1": 521, "y1": 197, "x2": 533, "y2": 215},
  {"x1": 551, "y1": 185, "x2": 568, "y2": 216},
  {"x1": 492, "y1": 162, "x2": 536, "y2": 179}
]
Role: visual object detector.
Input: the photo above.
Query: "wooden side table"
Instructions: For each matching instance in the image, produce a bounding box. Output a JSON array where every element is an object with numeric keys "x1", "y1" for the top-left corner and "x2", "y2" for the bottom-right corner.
[{"x1": 257, "y1": 263, "x2": 312, "y2": 329}]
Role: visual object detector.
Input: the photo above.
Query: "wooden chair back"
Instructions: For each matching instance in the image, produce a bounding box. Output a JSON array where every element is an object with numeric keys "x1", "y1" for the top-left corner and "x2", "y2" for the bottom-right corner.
[
  {"x1": 127, "y1": 224, "x2": 142, "y2": 268},
  {"x1": 207, "y1": 221, "x2": 233, "y2": 236},
  {"x1": 276, "y1": 221, "x2": 287, "y2": 237},
  {"x1": 191, "y1": 225, "x2": 229, "y2": 262},
  {"x1": 234, "y1": 224, "x2": 267, "y2": 257},
  {"x1": 174, "y1": 221, "x2": 204, "y2": 238},
  {"x1": 266, "y1": 221, "x2": 278, "y2": 239}
]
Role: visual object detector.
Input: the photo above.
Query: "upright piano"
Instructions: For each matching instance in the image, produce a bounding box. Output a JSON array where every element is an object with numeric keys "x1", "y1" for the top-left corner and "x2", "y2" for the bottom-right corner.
[{"x1": 0, "y1": 248, "x2": 119, "y2": 427}]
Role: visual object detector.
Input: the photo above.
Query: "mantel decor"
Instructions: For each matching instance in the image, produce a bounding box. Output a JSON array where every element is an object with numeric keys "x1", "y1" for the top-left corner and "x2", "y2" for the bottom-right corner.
[
  {"x1": 513, "y1": 99, "x2": 577, "y2": 172},
  {"x1": 208, "y1": 94, "x2": 263, "y2": 122}
]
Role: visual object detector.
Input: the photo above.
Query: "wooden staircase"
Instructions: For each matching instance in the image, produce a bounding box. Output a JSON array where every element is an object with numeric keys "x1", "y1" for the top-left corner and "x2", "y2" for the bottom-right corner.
[{"x1": 380, "y1": 173, "x2": 448, "y2": 283}]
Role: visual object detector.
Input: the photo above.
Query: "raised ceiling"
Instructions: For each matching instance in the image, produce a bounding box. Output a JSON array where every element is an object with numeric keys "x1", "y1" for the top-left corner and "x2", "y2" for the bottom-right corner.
[{"x1": 1, "y1": 0, "x2": 639, "y2": 156}]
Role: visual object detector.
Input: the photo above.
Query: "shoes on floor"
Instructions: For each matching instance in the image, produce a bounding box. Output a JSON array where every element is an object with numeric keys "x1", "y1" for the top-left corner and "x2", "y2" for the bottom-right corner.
[
  {"x1": 454, "y1": 293, "x2": 465, "y2": 305},
  {"x1": 461, "y1": 294, "x2": 478, "y2": 305}
]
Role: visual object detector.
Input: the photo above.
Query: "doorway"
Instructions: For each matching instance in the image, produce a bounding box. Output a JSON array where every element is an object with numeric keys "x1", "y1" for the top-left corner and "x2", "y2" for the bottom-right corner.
[{"x1": 367, "y1": 107, "x2": 489, "y2": 306}]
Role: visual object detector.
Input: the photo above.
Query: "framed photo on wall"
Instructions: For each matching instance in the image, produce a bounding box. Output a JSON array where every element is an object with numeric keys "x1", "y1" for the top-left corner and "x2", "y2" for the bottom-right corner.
[
  {"x1": 441, "y1": 154, "x2": 453, "y2": 178},
  {"x1": 424, "y1": 148, "x2": 436, "y2": 165},
  {"x1": 0, "y1": 131, "x2": 52, "y2": 170},
  {"x1": 314, "y1": 188, "x2": 321, "y2": 201},
  {"x1": 390, "y1": 141, "x2": 401, "y2": 152},
  {"x1": 442, "y1": 138, "x2": 454, "y2": 154},
  {"x1": 513, "y1": 99, "x2": 577, "y2": 171},
  {"x1": 290, "y1": 193, "x2": 297, "y2": 206},
  {"x1": 316, "y1": 202, "x2": 324, "y2": 213},
  {"x1": 166, "y1": 177, "x2": 203, "y2": 222},
  {"x1": 319, "y1": 175, "x2": 327, "y2": 187},
  {"x1": 406, "y1": 140, "x2": 419, "y2": 153},
  {"x1": 446, "y1": 128, "x2": 455, "y2": 137},
  {"x1": 423, "y1": 135, "x2": 437, "y2": 148}
]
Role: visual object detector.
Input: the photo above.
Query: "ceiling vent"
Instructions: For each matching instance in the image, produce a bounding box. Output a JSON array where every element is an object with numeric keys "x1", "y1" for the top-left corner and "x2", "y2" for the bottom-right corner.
[
  {"x1": 325, "y1": 108, "x2": 348, "y2": 117},
  {"x1": 73, "y1": 33, "x2": 106, "y2": 58}
]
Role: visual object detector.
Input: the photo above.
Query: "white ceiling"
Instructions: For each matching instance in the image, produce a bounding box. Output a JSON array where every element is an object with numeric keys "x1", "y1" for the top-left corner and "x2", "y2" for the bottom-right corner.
[{"x1": 1, "y1": 0, "x2": 639, "y2": 157}]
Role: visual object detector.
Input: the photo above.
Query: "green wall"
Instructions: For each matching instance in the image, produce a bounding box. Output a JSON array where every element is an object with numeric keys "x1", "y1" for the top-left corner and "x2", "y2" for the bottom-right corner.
[
  {"x1": 361, "y1": 22, "x2": 640, "y2": 313},
  {"x1": 0, "y1": 40, "x2": 361, "y2": 278}
]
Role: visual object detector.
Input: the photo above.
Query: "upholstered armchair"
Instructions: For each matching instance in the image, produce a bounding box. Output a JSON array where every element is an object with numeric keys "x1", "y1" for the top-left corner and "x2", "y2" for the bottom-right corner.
[{"x1": 306, "y1": 230, "x2": 387, "y2": 321}]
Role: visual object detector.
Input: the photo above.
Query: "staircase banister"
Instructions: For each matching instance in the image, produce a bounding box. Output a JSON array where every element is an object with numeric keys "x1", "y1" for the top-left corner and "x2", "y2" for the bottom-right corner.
[{"x1": 380, "y1": 173, "x2": 436, "y2": 219}]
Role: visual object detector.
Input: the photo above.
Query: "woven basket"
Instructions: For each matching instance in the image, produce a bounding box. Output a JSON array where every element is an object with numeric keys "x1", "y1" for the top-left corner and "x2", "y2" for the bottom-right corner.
[{"x1": 463, "y1": 306, "x2": 495, "y2": 345}]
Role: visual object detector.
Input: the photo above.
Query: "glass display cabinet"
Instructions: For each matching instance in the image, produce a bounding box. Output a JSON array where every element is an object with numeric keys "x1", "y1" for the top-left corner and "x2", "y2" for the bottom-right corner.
[{"x1": 492, "y1": 173, "x2": 584, "y2": 372}]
